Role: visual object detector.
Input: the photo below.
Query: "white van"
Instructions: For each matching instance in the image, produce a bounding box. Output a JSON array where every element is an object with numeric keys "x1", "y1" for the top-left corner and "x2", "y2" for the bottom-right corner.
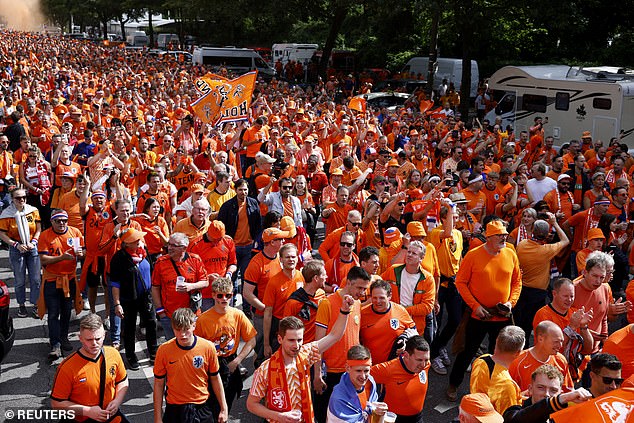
[
  {"x1": 402, "y1": 57, "x2": 479, "y2": 97},
  {"x1": 157, "y1": 33, "x2": 180, "y2": 49},
  {"x1": 126, "y1": 31, "x2": 148, "y2": 47},
  {"x1": 272, "y1": 43, "x2": 318, "y2": 66},
  {"x1": 485, "y1": 65, "x2": 634, "y2": 145},
  {"x1": 192, "y1": 47, "x2": 276, "y2": 79}
]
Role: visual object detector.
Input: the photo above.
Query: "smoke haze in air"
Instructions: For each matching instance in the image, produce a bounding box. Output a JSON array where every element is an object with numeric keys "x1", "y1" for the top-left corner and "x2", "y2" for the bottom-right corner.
[{"x1": 0, "y1": 0, "x2": 44, "y2": 32}]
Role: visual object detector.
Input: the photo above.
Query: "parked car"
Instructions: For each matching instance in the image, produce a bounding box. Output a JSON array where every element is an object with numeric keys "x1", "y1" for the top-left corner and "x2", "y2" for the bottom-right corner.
[{"x1": 360, "y1": 92, "x2": 411, "y2": 111}]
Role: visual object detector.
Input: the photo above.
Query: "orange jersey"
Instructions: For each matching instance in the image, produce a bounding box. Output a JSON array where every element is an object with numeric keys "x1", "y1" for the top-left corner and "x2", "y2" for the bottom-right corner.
[
  {"x1": 325, "y1": 255, "x2": 359, "y2": 289},
  {"x1": 173, "y1": 217, "x2": 210, "y2": 243},
  {"x1": 315, "y1": 291, "x2": 361, "y2": 373},
  {"x1": 83, "y1": 206, "x2": 112, "y2": 254},
  {"x1": 360, "y1": 302, "x2": 415, "y2": 364},
  {"x1": 461, "y1": 189, "x2": 487, "y2": 221},
  {"x1": 371, "y1": 358, "x2": 430, "y2": 416},
  {"x1": 470, "y1": 354, "x2": 522, "y2": 415},
  {"x1": 58, "y1": 190, "x2": 83, "y2": 230},
  {"x1": 244, "y1": 251, "x2": 282, "y2": 316},
  {"x1": 187, "y1": 236, "x2": 237, "y2": 298},
  {"x1": 53, "y1": 160, "x2": 81, "y2": 187},
  {"x1": 283, "y1": 288, "x2": 326, "y2": 343},
  {"x1": 0, "y1": 208, "x2": 40, "y2": 242},
  {"x1": 194, "y1": 307, "x2": 256, "y2": 357},
  {"x1": 39, "y1": 226, "x2": 84, "y2": 277},
  {"x1": 323, "y1": 203, "x2": 354, "y2": 233},
  {"x1": 151, "y1": 253, "x2": 208, "y2": 317},
  {"x1": 132, "y1": 216, "x2": 169, "y2": 255},
  {"x1": 51, "y1": 347, "x2": 127, "y2": 421},
  {"x1": 544, "y1": 189, "x2": 574, "y2": 223},
  {"x1": 263, "y1": 270, "x2": 305, "y2": 319},
  {"x1": 550, "y1": 385, "x2": 634, "y2": 423},
  {"x1": 153, "y1": 336, "x2": 220, "y2": 405},
  {"x1": 602, "y1": 325, "x2": 634, "y2": 380},
  {"x1": 532, "y1": 304, "x2": 579, "y2": 335},
  {"x1": 509, "y1": 349, "x2": 574, "y2": 391},
  {"x1": 455, "y1": 245, "x2": 522, "y2": 320}
]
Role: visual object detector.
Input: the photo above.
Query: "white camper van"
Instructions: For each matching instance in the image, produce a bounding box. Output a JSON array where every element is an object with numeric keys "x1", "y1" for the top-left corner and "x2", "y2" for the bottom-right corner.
[
  {"x1": 126, "y1": 31, "x2": 149, "y2": 47},
  {"x1": 157, "y1": 33, "x2": 180, "y2": 49},
  {"x1": 485, "y1": 65, "x2": 634, "y2": 145},
  {"x1": 192, "y1": 47, "x2": 276, "y2": 79},
  {"x1": 272, "y1": 43, "x2": 318, "y2": 66},
  {"x1": 402, "y1": 57, "x2": 479, "y2": 97}
]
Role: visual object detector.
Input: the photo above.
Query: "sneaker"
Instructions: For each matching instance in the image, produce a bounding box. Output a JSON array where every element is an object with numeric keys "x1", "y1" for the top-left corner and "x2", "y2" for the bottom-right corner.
[
  {"x1": 127, "y1": 355, "x2": 140, "y2": 370},
  {"x1": 83, "y1": 298, "x2": 90, "y2": 311},
  {"x1": 112, "y1": 342, "x2": 120, "y2": 351},
  {"x1": 439, "y1": 347, "x2": 451, "y2": 366},
  {"x1": 431, "y1": 357, "x2": 448, "y2": 375},
  {"x1": 103, "y1": 317, "x2": 111, "y2": 331},
  {"x1": 61, "y1": 338, "x2": 74, "y2": 352},
  {"x1": 17, "y1": 304, "x2": 27, "y2": 318},
  {"x1": 446, "y1": 385, "x2": 458, "y2": 402},
  {"x1": 31, "y1": 306, "x2": 39, "y2": 318},
  {"x1": 48, "y1": 344, "x2": 62, "y2": 360}
]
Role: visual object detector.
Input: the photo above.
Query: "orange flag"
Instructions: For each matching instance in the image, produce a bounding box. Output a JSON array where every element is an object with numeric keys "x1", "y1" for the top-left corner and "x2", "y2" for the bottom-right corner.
[
  {"x1": 419, "y1": 99, "x2": 433, "y2": 113},
  {"x1": 550, "y1": 387, "x2": 634, "y2": 422},
  {"x1": 29, "y1": 51, "x2": 39, "y2": 64},
  {"x1": 194, "y1": 73, "x2": 228, "y2": 95},
  {"x1": 348, "y1": 97, "x2": 366, "y2": 113},
  {"x1": 191, "y1": 71, "x2": 257, "y2": 126}
]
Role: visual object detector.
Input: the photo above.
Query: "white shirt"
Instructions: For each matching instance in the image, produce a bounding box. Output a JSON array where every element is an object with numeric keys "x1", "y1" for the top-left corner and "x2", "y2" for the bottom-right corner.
[
  {"x1": 526, "y1": 177, "x2": 557, "y2": 202},
  {"x1": 399, "y1": 269, "x2": 420, "y2": 307}
]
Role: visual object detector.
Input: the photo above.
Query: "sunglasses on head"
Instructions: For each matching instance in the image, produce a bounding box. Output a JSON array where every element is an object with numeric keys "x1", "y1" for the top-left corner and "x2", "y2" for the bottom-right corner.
[
  {"x1": 216, "y1": 293, "x2": 233, "y2": 299},
  {"x1": 340, "y1": 241, "x2": 354, "y2": 247}
]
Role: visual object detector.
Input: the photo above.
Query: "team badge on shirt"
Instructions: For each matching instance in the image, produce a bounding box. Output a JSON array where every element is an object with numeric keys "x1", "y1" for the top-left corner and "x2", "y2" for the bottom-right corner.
[
  {"x1": 389, "y1": 318, "x2": 399, "y2": 330},
  {"x1": 419, "y1": 370, "x2": 427, "y2": 384},
  {"x1": 193, "y1": 355, "x2": 204, "y2": 368}
]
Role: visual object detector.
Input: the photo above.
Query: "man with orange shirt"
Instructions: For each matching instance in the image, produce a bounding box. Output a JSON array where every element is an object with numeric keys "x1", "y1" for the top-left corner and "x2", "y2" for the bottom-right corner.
[
  {"x1": 561, "y1": 197, "x2": 608, "y2": 272},
  {"x1": 322, "y1": 186, "x2": 354, "y2": 234},
  {"x1": 360, "y1": 280, "x2": 416, "y2": 364},
  {"x1": 137, "y1": 172, "x2": 171, "y2": 222},
  {"x1": 283, "y1": 260, "x2": 327, "y2": 343},
  {"x1": 187, "y1": 220, "x2": 237, "y2": 311},
  {"x1": 318, "y1": 210, "x2": 367, "y2": 261},
  {"x1": 153, "y1": 308, "x2": 228, "y2": 423},
  {"x1": 173, "y1": 199, "x2": 210, "y2": 242},
  {"x1": 381, "y1": 241, "x2": 436, "y2": 336},
  {"x1": 603, "y1": 324, "x2": 634, "y2": 380},
  {"x1": 243, "y1": 227, "x2": 287, "y2": 366},
  {"x1": 482, "y1": 172, "x2": 506, "y2": 216},
  {"x1": 325, "y1": 231, "x2": 359, "y2": 293},
  {"x1": 544, "y1": 174, "x2": 577, "y2": 224},
  {"x1": 461, "y1": 173, "x2": 487, "y2": 222},
  {"x1": 263, "y1": 244, "x2": 304, "y2": 358},
  {"x1": 370, "y1": 335, "x2": 430, "y2": 423},
  {"x1": 51, "y1": 314, "x2": 129, "y2": 422},
  {"x1": 313, "y1": 266, "x2": 372, "y2": 423},
  {"x1": 447, "y1": 220, "x2": 522, "y2": 401},
  {"x1": 194, "y1": 278, "x2": 255, "y2": 413},
  {"x1": 38, "y1": 209, "x2": 85, "y2": 359},
  {"x1": 241, "y1": 117, "x2": 266, "y2": 174},
  {"x1": 58, "y1": 173, "x2": 88, "y2": 230},
  {"x1": 151, "y1": 233, "x2": 209, "y2": 341},
  {"x1": 509, "y1": 321, "x2": 574, "y2": 392}
]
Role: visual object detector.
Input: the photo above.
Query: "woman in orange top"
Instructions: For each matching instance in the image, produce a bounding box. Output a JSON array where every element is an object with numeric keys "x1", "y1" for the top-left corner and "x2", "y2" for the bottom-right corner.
[
  {"x1": 509, "y1": 208, "x2": 537, "y2": 246},
  {"x1": 583, "y1": 172, "x2": 610, "y2": 210},
  {"x1": 133, "y1": 197, "x2": 169, "y2": 268}
]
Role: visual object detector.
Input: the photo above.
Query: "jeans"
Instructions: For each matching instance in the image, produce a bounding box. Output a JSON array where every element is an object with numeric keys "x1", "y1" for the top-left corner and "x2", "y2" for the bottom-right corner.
[
  {"x1": 159, "y1": 315, "x2": 175, "y2": 340},
  {"x1": 107, "y1": 281, "x2": 122, "y2": 345},
  {"x1": 314, "y1": 371, "x2": 343, "y2": 423},
  {"x1": 513, "y1": 286, "x2": 548, "y2": 347},
  {"x1": 9, "y1": 245, "x2": 41, "y2": 306},
  {"x1": 44, "y1": 279, "x2": 75, "y2": 347},
  {"x1": 122, "y1": 295, "x2": 157, "y2": 359},
  {"x1": 431, "y1": 281, "x2": 463, "y2": 359},
  {"x1": 253, "y1": 314, "x2": 264, "y2": 366},
  {"x1": 235, "y1": 243, "x2": 254, "y2": 312}
]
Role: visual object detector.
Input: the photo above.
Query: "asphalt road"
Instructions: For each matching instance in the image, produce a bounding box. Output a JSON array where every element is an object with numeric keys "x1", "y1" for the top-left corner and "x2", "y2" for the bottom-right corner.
[{"x1": 0, "y1": 238, "x2": 463, "y2": 423}]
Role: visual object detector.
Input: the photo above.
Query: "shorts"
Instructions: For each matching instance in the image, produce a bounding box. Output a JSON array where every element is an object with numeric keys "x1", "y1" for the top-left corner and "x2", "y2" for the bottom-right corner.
[{"x1": 86, "y1": 257, "x2": 107, "y2": 288}]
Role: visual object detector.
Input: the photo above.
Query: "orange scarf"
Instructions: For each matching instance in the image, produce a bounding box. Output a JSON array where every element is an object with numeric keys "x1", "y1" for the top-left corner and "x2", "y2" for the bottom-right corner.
[{"x1": 267, "y1": 348, "x2": 313, "y2": 423}]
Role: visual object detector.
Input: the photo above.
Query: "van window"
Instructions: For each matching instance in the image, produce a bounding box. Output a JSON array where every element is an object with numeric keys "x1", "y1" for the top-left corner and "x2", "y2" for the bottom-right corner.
[
  {"x1": 555, "y1": 92, "x2": 569, "y2": 111},
  {"x1": 522, "y1": 94, "x2": 547, "y2": 113},
  {"x1": 202, "y1": 55, "x2": 252, "y2": 68},
  {"x1": 496, "y1": 94, "x2": 515, "y2": 115},
  {"x1": 593, "y1": 98, "x2": 611, "y2": 110},
  {"x1": 254, "y1": 58, "x2": 268, "y2": 68}
]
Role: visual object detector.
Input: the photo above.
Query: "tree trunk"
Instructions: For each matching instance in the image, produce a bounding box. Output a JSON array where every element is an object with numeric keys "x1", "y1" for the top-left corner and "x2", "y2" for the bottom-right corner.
[
  {"x1": 148, "y1": 10, "x2": 154, "y2": 48},
  {"x1": 426, "y1": 1, "x2": 440, "y2": 99},
  {"x1": 458, "y1": 0, "x2": 473, "y2": 120},
  {"x1": 318, "y1": 5, "x2": 349, "y2": 80},
  {"x1": 119, "y1": 17, "x2": 127, "y2": 40}
]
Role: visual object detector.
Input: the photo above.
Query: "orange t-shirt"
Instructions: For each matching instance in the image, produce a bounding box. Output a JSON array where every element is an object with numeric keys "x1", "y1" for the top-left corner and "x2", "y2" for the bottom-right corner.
[
  {"x1": 544, "y1": 189, "x2": 574, "y2": 223},
  {"x1": 533, "y1": 304, "x2": 579, "y2": 334},
  {"x1": 243, "y1": 251, "x2": 282, "y2": 316},
  {"x1": 325, "y1": 255, "x2": 359, "y2": 289},
  {"x1": 188, "y1": 236, "x2": 237, "y2": 298},
  {"x1": 132, "y1": 216, "x2": 169, "y2": 255},
  {"x1": 509, "y1": 349, "x2": 574, "y2": 391},
  {"x1": 194, "y1": 307, "x2": 256, "y2": 357},
  {"x1": 360, "y1": 302, "x2": 416, "y2": 364},
  {"x1": 233, "y1": 201, "x2": 252, "y2": 246},
  {"x1": 573, "y1": 279, "x2": 611, "y2": 352},
  {"x1": 602, "y1": 325, "x2": 634, "y2": 380},
  {"x1": 51, "y1": 347, "x2": 127, "y2": 421},
  {"x1": 153, "y1": 336, "x2": 220, "y2": 405},
  {"x1": 263, "y1": 270, "x2": 305, "y2": 319},
  {"x1": 58, "y1": 190, "x2": 83, "y2": 230},
  {"x1": 371, "y1": 358, "x2": 430, "y2": 416},
  {"x1": 243, "y1": 126, "x2": 265, "y2": 158},
  {"x1": 39, "y1": 226, "x2": 84, "y2": 277},
  {"x1": 283, "y1": 288, "x2": 326, "y2": 343},
  {"x1": 83, "y1": 206, "x2": 112, "y2": 254},
  {"x1": 151, "y1": 253, "x2": 208, "y2": 317},
  {"x1": 461, "y1": 189, "x2": 487, "y2": 221},
  {"x1": 54, "y1": 160, "x2": 81, "y2": 187},
  {"x1": 315, "y1": 291, "x2": 361, "y2": 373},
  {"x1": 324, "y1": 203, "x2": 353, "y2": 233}
]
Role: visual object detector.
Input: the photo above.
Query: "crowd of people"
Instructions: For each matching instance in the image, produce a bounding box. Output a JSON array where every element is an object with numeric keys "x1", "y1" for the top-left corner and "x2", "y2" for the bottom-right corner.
[{"x1": 1, "y1": 30, "x2": 634, "y2": 422}]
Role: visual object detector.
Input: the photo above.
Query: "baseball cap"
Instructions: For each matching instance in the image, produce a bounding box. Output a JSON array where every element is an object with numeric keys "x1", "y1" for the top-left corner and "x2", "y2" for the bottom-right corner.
[
  {"x1": 407, "y1": 221, "x2": 427, "y2": 238},
  {"x1": 256, "y1": 152, "x2": 276, "y2": 165},
  {"x1": 485, "y1": 220, "x2": 508, "y2": 237},
  {"x1": 557, "y1": 174, "x2": 572, "y2": 182},
  {"x1": 280, "y1": 216, "x2": 297, "y2": 238},
  {"x1": 120, "y1": 228, "x2": 146, "y2": 244},
  {"x1": 207, "y1": 220, "x2": 226, "y2": 239},
  {"x1": 330, "y1": 168, "x2": 343, "y2": 176},
  {"x1": 262, "y1": 227, "x2": 291, "y2": 243},
  {"x1": 459, "y1": 393, "x2": 503, "y2": 423}
]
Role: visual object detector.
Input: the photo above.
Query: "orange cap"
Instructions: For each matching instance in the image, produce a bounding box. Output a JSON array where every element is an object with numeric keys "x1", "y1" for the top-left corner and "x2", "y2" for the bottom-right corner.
[
  {"x1": 388, "y1": 158, "x2": 400, "y2": 167},
  {"x1": 207, "y1": 220, "x2": 226, "y2": 239},
  {"x1": 280, "y1": 216, "x2": 297, "y2": 238},
  {"x1": 485, "y1": 220, "x2": 508, "y2": 237},
  {"x1": 459, "y1": 393, "x2": 503, "y2": 422},
  {"x1": 407, "y1": 221, "x2": 427, "y2": 237},
  {"x1": 587, "y1": 227, "x2": 605, "y2": 241},
  {"x1": 262, "y1": 227, "x2": 291, "y2": 243},
  {"x1": 120, "y1": 228, "x2": 146, "y2": 244},
  {"x1": 384, "y1": 227, "x2": 402, "y2": 245}
]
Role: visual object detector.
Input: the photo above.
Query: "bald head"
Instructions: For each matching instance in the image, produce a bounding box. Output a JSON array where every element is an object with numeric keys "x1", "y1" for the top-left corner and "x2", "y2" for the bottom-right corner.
[{"x1": 534, "y1": 320, "x2": 564, "y2": 356}]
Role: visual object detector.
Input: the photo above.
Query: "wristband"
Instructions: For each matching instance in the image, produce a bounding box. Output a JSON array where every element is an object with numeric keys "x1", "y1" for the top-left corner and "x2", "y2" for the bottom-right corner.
[
  {"x1": 115, "y1": 303, "x2": 121, "y2": 307},
  {"x1": 156, "y1": 307, "x2": 165, "y2": 314},
  {"x1": 340, "y1": 309, "x2": 351, "y2": 315},
  {"x1": 332, "y1": 285, "x2": 339, "y2": 292},
  {"x1": 31, "y1": 238, "x2": 38, "y2": 245},
  {"x1": 13, "y1": 241, "x2": 19, "y2": 249},
  {"x1": 226, "y1": 272, "x2": 233, "y2": 279}
]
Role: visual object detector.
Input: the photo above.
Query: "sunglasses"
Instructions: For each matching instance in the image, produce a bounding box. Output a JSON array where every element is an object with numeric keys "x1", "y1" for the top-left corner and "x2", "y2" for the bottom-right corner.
[
  {"x1": 13, "y1": 196, "x2": 26, "y2": 200},
  {"x1": 53, "y1": 219, "x2": 68, "y2": 223},
  {"x1": 281, "y1": 186, "x2": 293, "y2": 190},
  {"x1": 216, "y1": 293, "x2": 233, "y2": 299},
  {"x1": 594, "y1": 373, "x2": 624, "y2": 385},
  {"x1": 398, "y1": 202, "x2": 406, "y2": 206},
  {"x1": 168, "y1": 243, "x2": 186, "y2": 248},
  {"x1": 348, "y1": 222, "x2": 362, "y2": 227},
  {"x1": 340, "y1": 242, "x2": 354, "y2": 247}
]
